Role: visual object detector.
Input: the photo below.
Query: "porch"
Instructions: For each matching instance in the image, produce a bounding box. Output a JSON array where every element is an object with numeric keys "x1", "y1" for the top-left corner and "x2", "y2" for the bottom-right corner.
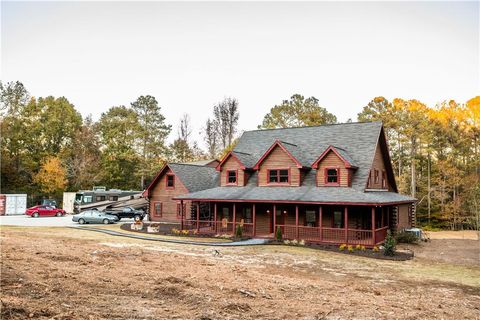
[{"x1": 180, "y1": 202, "x2": 392, "y2": 246}]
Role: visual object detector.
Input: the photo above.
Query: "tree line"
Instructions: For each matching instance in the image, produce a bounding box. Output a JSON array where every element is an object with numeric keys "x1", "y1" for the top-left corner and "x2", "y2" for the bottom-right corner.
[
  {"x1": 0, "y1": 81, "x2": 241, "y2": 196},
  {"x1": 1, "y1": 81, "x2": 478, "y2": 230}
]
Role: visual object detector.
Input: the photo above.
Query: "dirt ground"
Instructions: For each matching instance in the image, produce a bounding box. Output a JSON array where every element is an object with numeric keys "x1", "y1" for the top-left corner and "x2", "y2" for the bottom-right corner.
[{"x1": 1, "y1": 227, "x2": 479, "y2": 320}]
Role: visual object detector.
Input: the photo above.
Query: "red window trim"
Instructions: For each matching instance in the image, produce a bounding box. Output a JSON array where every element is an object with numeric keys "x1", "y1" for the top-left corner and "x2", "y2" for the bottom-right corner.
[
  {"x1": 166, "y1": 174, "x2": 175, "y2": 189},
  {"x1": 153, "y1": 201, "x2": 162, "y2": 217},
  {"x1": 226, "y1": 169, "x2": 238, "y2": 186},
  {"x1": 374, "y1": 169, "x2": 379, "y2": 184},
  {"x1": 267, "y1": 168, "x2": 290, "y2": 185},
  {"x1": 324, "y1": 167, "x2": 340, "y2": 186}
]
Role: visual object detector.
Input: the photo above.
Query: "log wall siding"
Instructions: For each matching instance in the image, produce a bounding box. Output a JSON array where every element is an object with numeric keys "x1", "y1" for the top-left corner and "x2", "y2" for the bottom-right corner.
[
  {"x1": 368, "y1": 143, "x2": 392, "y2": 190},
  {"x1": 149, "y1": 168, "x2": 190, "y2": 222},
  {"x1": 316, "y1": 151, "x2": 349, "y2": 187},
  {"x1": 397, "y1": 204, "x2": 411, "y2": 229},
  {"x1": 258, "y1": 146, "x2": 300, "y2": 186},
  {"x1": 220, "y1": 156, "x2": 245, "y2": 186}
]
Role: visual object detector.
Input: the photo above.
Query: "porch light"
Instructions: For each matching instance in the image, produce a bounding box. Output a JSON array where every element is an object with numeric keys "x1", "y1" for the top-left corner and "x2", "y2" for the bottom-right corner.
[
  {"x1": 283, "y1": 210, "x2": 287, "y2": 214},
  {"x1": 266, "y1": 210, "x2": 270, "y2": 214}
]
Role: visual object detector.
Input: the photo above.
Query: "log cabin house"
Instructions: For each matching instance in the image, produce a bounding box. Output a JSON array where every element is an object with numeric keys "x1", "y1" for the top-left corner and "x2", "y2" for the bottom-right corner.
[{"x1": 146, "y1": 122, "x2": 416, "y2": 246}]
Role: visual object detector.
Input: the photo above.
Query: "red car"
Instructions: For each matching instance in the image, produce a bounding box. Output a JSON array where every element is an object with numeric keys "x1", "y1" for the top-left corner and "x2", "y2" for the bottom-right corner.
[{"x1": 25, "y1": 205, "x2": 65, "y2": 218}]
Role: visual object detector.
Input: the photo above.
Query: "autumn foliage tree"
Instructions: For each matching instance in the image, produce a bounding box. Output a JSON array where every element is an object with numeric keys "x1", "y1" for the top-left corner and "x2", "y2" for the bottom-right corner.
[
  {"x1": 358, "y1": 96, "x2": 480, "y2": 230},
  {"x1": 33, "y1": 157, "x2": 67, "y2": 195}
]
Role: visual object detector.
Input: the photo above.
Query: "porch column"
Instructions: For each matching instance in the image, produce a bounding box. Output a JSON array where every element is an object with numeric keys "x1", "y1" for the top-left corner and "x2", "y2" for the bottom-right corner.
[
  {"x1": 295, "y1": 205, "x2": 299, "y2": 239},
  {"x1": 253, "y1": 203, "x2": 256, "y2": 237},
  {"x1": 214, "y1": 203, "x2": 217, "y2": 233},
  {"x1": 180, "y1": 200, "x2": 184, "y2": 230},
  {"x1": 344, "y1": 206, "x2": 348, "y2": 243},
  {"x1": 371, "y1": 207, "x2": 376, "y2": 245},
  {"x1": 196, "y1": 203, "x2": 200, "y2": 232},
  {"x1": 273, "y1": 204, "x2": 277, "y2": 233},
  {"x1": 319, "y1": 206, "x2": 323, "y2": 241},
  {"x1": 232, "y1": 203, "x2": 236, "y2": 234}
]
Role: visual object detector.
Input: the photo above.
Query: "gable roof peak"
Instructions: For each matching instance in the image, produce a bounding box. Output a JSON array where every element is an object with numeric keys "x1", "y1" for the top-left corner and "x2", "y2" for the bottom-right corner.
[
  {"x1": 253, "y1": 140, "x2": 303, "y2": 170},
  {"x1": 311, "y1": 145, "x2": 358, "y2": 169}
]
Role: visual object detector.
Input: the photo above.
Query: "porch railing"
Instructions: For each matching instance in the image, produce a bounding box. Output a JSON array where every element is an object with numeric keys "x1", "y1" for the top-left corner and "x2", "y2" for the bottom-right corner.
[
  {"x1": 274, "y1": 225, "x2": 386, "y2": 245},
  {"x1": 181, "y1": 219, "x2": 389, "y2": 245},
  {"x1": 214, "y1": 222, "x2": 254, "y2": 236},
  {"x1": 374, "y1": 226, "x2": 389, "y2": 244}
]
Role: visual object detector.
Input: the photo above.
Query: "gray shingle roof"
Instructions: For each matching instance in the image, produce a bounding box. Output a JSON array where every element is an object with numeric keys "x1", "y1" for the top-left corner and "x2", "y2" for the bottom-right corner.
[
  {"x1": 169, "y1": 163, "x2": 219, "y2": 193},
  {"x1": 233, "y1": 121, "x2": 383, "y2": 190},
  {"x1": 334, "y1": 146, "x2": 357, "y2": 168},
  {"x1": 232, "y1": 151, "x2": 257, "y2": 168},
  {"x1": 175, "y1": 186, "x2": 415, "y2": 205}
]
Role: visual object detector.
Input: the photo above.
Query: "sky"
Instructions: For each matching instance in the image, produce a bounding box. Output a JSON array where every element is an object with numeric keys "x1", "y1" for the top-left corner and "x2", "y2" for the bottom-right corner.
[{"x1": 1, "y1": 1, "x2": 479, "y2": 148}]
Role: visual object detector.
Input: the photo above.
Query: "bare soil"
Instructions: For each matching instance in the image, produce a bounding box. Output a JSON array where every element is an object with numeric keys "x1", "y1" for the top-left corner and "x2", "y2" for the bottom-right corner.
[{"x1": 1, "y1": 226, "x2": 479, "y2": 320}]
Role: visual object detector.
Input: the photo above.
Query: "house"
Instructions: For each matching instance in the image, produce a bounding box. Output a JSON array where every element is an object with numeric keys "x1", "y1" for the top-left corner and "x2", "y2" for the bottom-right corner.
[
  {"x1": 144, "y1": 163, "x2": 219, "y2": 222},
  {"x1": 150, "y1": 122, "x2": 416, "y2": 246}
]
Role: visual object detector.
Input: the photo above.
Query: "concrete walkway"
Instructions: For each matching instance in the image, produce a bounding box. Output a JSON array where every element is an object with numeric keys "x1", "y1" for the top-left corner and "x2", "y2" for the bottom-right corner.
[
  {"x1": 0, "y1": 215, "x2": 135, "y2": 227},
  {"x1": 74, "y1": 226, "x2": 270, "y2": 247}
]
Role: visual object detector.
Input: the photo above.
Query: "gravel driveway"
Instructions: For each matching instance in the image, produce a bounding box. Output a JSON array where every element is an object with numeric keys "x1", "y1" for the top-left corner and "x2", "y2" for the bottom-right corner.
[{"x1": 0, "y1": 215, "x2": 135, "y2": 227}]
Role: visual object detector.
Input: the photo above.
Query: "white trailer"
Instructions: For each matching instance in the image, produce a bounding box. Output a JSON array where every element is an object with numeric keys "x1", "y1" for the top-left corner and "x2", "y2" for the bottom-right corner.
[
  {"x1": 62, "y1": 192, "x2": 76, "y2": 214},
  {"x1": 2, "y1": 194, "x2": 27, "y2": 215}
]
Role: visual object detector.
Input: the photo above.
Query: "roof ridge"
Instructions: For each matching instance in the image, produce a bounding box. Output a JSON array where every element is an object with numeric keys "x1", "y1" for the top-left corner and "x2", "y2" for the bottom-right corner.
[
  {"x1": 170, "y1": 163, "x2": 216, "y2": 168},
  {"x1": 247, "y1": 121, "x2": 382, "y2": 133}
]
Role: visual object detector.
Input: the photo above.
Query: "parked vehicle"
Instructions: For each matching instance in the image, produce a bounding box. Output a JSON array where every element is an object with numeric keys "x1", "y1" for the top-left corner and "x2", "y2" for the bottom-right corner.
[
  {"x1": 104, "y1": 206, "x2": 145, "y2": 221},
  {"x1": 25, "y1": 205, "x2": 65, "y2": 218},
  {"x1": 73, "y1": 186, "x2": 141, "y2": 213},
  {"x1": 72, "y1": 210, "x2": 119, "y2": 225}
]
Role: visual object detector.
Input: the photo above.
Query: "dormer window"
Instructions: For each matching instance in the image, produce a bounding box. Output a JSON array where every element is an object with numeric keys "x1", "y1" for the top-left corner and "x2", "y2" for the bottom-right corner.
[
  {"x1": 166, "y1": 174, "x2": 175, "y2": 189},
  {"x1": 325, "y1": 168, "x2": 340, "y2": 185},
  {"x1": 227, "y1": 170, "x2": 237, "y2": 185},
  {"x1": 268, "y1": 169, "x2": 289, "y2": 184}
]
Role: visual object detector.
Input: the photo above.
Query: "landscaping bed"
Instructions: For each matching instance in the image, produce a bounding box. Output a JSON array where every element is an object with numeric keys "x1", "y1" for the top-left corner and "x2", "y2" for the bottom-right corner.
[
  {"x1": 119, "y1": 222, "x2": 251, "y2": 241},
  {"x1": 306, "y1": 242, "x2": 414, "y2": 261}
]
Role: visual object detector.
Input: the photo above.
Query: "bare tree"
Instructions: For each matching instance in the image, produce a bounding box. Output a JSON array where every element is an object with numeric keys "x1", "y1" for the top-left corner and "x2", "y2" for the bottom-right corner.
[
  {"x1": 203, "y1": 118, "x2": 218, "y2": 159},
  {"x1": 178, "y1": 113, "x2": 192, "y2": 143},
  {"x1": 213, "y1": 97, "x2": 239, "y2": 149}
]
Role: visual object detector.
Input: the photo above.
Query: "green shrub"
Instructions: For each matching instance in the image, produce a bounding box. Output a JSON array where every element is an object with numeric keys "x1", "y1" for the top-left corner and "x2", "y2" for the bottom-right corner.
[
  {"x1": 275, "y1": 226, "x2": 282, "y2": 241},
  {"x1": 395, "y1": 231, "x2": 419, "y2": 244},
  {"x1": 383, "y1": 230, "x2": 397, "y2": 256},
  {"x1": 235, "y1": 225, "x2": 243, "y2": 238}
]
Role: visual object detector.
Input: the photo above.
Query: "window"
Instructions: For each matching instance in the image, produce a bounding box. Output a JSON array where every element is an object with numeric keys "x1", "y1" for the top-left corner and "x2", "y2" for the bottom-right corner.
[
  {"x1": 176, "y1": 203, "x2": 186, "y2": 218},
  {"x1": 325, "y1": 168, "x2": 339, "y2": 185},
  {"x1": 227, "y1": 170, "x2": 237, "y2": 185},
  {"x1": 243, "y1": 208, "x2": 252, "y2": 223},
  {"x1": 222, "y1": 207, "x2": 230, "y2": 219},
  {"x1": 166, "y1": 175, "x2": 175, "y2": 188},
  {"x1": 374, "y1": 169, "x2": 379, "y2": 184},
  {"x1": 83, "y1": 196, "x2": 93, "y2": 203},
  {"x1": 305, "y1": 210, "x2": 316, "y2": 227},
  {"x1": 96, "y1": 195, "x2": 106, "y2": 202},
  {"x1": 268, "y1": 169, "x2": 289, "y2": 184},
  {"x1": 109, "y1": 196, "x2": 118, "y2": 201},
  {"x1": 333, "y1": 210, "x2": 343, "y2": 228},
  {"x1": 382, "y1": 170, "x2": 387, "y2": 189},
  {"x1": 154, "y1": 202, "x2": 162, "y2": 217}
]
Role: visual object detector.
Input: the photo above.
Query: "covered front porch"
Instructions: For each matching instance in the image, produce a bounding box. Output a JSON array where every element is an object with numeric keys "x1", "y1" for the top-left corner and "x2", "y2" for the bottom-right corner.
[{"x1": 180, "y1": 201, "x2": 393, "y2": 246}]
